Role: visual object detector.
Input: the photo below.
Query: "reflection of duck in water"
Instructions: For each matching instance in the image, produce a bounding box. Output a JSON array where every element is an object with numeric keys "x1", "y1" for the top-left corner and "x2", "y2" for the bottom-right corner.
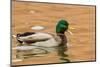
[{"x1": 16, "y1": 19, "x2": 71, "y2": 57}]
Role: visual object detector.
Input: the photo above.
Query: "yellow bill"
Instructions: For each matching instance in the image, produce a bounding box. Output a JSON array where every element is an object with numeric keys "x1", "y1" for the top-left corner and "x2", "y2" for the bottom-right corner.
[{"x1": 67, "y1": 26, "x2": 75, "y2": 35}]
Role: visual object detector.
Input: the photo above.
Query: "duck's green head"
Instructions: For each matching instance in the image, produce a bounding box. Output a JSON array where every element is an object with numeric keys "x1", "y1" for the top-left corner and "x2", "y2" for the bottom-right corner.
[{"x1": 56, "y1": 19, "x2": 69, "y2": 34}]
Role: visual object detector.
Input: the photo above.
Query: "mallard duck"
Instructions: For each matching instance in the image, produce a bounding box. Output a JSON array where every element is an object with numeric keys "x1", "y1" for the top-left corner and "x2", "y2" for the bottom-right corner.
[
  {"x1": 17, "y1": 20, "x2": 69, "y2": 47},
  {"x1": 14, "y1": 19, "x2": 73, "y2": 58},
  {"x1": 16, "y1": 19, "x2": 70, "y2": 47}
]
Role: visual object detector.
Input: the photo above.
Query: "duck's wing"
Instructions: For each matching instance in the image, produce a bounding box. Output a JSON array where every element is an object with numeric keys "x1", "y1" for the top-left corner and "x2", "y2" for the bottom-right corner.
[
  {"x1": 24, "y1": 38, "x2": 50, "y2": 43},
  {"x1": 38, "y1": 32, "x2": 61, "y2": 41},
  {"x1": 17, "y1": 32, "x2": 53, "y2": 43}
]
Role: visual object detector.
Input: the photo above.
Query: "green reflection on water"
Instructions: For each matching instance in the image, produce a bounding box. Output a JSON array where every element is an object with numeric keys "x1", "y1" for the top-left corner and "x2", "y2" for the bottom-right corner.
[{"x1": 57, "y1": 45, "x2": 70, "y2": 63}]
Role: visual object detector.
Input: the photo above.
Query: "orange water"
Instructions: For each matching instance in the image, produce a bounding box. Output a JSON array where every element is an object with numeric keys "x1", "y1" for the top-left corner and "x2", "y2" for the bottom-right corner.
[{"x1": 12, "y1": 1, "x2": 96, "y2": 66}]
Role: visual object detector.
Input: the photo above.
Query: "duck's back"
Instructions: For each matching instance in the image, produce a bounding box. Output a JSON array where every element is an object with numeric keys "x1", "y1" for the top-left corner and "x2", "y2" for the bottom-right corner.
[{"x1": 17, "y1": 32, "x2": 61, "y2": 47}]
